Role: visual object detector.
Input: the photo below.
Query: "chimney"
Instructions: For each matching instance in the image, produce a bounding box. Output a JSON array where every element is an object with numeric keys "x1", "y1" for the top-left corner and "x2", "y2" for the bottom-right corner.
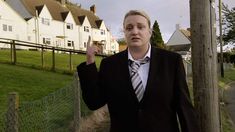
[
  {"x1": 57, "y1": 0, "x2": 66, "y2": 6},
  {"x1": 176, "y1": 24, "x2": 180, "y2": 30},
  {"x1": 90, "y1": 5, "x2": 96, "y2": 14}
]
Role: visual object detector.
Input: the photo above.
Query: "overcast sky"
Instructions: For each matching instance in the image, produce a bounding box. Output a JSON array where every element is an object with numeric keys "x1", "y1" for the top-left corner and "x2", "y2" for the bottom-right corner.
[{"x1": 72, "y1": 0, "x2": 235, "y2": 42}]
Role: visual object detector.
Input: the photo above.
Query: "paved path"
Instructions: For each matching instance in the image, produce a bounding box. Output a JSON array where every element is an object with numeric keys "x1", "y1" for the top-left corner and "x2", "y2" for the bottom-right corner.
[
  {"x1": 225, "y1": 82, "x2": 235, "y2": 126},
  {"x1": 79, "y1": 105, "x2": 110, "y2": 132}
]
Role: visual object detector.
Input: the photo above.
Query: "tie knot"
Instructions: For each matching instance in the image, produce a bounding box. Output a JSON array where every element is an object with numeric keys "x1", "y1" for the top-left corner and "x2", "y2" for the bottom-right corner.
[
  {"x1": 140, "y1": 57, "x2": 150, "y2": 65},
  {"x1": 129, "y1": 57, "x2": 150, "y2": 72}
]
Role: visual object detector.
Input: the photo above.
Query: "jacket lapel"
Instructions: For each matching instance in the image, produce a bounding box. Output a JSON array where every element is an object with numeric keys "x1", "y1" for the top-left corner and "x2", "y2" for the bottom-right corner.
[
  {"x1": 118, "y1": 50, "x2": 139, "y2": 101},
  {"x1": 141, "y1": 48, "x2": 161, "y2": 104}
]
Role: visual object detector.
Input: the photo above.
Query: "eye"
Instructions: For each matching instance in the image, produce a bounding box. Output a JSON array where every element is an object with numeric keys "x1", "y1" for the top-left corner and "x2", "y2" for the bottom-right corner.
[
  {"x1": 125, "y1": 25, "x2": 133, "y2": 31},
  {"x1": 137, "y1": 25, "x2": 145, "y2": 30}
]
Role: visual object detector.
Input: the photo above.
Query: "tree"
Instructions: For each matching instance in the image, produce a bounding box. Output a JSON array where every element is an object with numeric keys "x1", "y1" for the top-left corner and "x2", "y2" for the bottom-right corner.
[
  {"x1": 150, "y1": 20, "x2": 165, "y2": 48},
  {"x1": 222, "y1": 4, "x2": 235, "y2": 44}
]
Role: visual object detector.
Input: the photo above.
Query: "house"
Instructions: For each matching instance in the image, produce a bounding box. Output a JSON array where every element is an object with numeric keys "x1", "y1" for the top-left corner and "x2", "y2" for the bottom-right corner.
[
  {"x1": 0, "y1": 0, "x2": 28, "y2": 49},
  {"x1": 0, "y1": 0, "x2": 119, "y2": 54},
  {"x1": 166, "y1": 24, "x2": 191, "y2": 60}
]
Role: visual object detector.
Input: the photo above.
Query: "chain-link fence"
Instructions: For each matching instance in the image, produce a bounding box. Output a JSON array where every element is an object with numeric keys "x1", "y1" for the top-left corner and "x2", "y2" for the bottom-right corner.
[
  {"x1": 0, "y1": 112, "x2": 6, "y2": 132},
  {"x1": 0, "y1": 73, "x2": 91, "y2": 132}
]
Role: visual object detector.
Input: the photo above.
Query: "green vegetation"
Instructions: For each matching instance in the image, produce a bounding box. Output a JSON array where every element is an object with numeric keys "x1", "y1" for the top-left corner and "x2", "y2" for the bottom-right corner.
[
  {"x1": 150, "y1": 20, "x2": 165, "y2": 48},
  {"x1": 0, "y1": 50, "x2": 103, "y2": 73},
  {"x1": 0, "y1": 50, "x2": 102, "y2": 114},
  {"x1": 0, "y1": 63, "x2": 73, "y2": 113},
  {"x1": 219, "y1": 68, "x2": 235, "y2": 132},
  {"x1": 0, "y1": 49, "x2": 104, "y2": 130}
]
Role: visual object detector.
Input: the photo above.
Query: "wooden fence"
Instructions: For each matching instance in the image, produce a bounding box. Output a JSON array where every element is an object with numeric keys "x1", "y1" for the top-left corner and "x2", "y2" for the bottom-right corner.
[{"x1": 0, "y1": 38, "x2": 108, "y2": 72}]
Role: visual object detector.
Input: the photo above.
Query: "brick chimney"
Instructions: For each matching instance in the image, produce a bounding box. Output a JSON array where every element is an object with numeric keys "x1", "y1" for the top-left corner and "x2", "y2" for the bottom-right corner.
[
  {"x1": 90, "y1": 5, "x2": 96, "y2": 14},
  {"x1": 57, "y1": 0, "x2": 66, "y2": 6}
]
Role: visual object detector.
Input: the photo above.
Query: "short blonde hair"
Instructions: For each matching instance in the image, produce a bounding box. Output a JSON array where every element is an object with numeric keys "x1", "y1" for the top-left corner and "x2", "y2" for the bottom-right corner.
[{"x1": 123, "y1": 10, "x2": 151, "y2": 28}]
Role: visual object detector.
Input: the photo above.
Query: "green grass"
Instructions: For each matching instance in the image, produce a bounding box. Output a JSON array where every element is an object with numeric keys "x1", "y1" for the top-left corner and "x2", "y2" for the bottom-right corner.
[
  {"x1": 0, "y1": 63, "x2": 73, "y2": 113},
  {"x1": 0, "y1": 48, "x2": 104, "y2": 130},
  {"x1": 219, "y1": 68, "x2": 235, "y2": 132},
  {"x1": 0, "y1": 50, "x2": 103, "y2": 73}
]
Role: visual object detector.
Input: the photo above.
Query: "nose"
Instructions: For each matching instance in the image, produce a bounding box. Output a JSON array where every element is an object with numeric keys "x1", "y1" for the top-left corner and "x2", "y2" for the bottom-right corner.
[{"x1": 131, "y1": 27, "x2": 138, "y2": 35}]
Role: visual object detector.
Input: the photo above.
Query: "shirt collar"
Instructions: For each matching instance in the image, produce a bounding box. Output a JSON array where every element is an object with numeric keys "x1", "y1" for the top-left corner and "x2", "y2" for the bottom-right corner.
[{"x1": 128, "y1": 44, "x2": 151, "y2": 62}]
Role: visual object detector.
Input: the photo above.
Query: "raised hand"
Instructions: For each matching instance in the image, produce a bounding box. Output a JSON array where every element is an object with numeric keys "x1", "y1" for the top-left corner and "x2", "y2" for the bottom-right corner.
[{"x1": 86, "y1": 36, "x2": 99, "y2": 65}]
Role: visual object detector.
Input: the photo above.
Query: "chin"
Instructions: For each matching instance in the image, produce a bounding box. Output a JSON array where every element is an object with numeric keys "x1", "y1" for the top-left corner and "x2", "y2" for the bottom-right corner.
[{"x1": 128, "y1": 42, "x2": 142, "y2": 47}]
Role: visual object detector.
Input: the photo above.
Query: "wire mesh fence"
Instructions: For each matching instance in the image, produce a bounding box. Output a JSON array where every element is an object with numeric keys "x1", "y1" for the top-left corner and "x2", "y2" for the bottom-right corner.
[
  {"x1": 0, "y1": 73, "x2": 91, "y2": 132},
  {"x1": 0, "y1": 112, "x2": 6, "y2": 132},
  {"x1": 18, "y1": 84, "x2": 74, "y2": 132}
]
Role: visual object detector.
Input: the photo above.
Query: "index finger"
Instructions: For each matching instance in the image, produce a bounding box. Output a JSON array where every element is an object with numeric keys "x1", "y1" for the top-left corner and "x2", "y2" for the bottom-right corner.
[{"x1": 87, "y1": 36, "x2": 91, "y2": 48}]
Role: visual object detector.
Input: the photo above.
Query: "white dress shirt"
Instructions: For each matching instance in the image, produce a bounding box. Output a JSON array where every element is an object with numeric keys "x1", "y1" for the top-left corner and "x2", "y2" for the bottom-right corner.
[{"x1": 128, "y1": 45, "x2": 151, "y2": 90}]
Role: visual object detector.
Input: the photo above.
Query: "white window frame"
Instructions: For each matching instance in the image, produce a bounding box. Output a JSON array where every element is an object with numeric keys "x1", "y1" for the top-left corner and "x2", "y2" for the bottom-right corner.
[
  {"x1": 84, "y1": 42, "x2": 87, "y2": 48},
  {"x1": 8, "y1": 25, "x2": 12, "y2": 32},
  {"x1": 42, "y1": 18, "x2": 50, "y2": 25},
  {"x1": 66, "y1": 23, "x2": 73, "y2": 30},
  {"x1": 43, "y1": 37, "x2": 51, "y2": 45},
  {"x1": 84, "y1": 26, "x2": 89, "y2": 32},
  {"x1": 3, "y1": 24, "x2": 7, "y2": 31},
  {"x1": 67, "y1": 40, "x2": 74, "y2": 47},
  {"x1": 101, "y1": 29, "x2": 105, "y2": 35}
]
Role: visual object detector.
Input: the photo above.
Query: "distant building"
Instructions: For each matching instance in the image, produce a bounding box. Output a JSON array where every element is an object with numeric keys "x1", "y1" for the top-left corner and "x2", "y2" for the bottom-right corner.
[
  {"x1": 166, "y1": 24, "x2": 191, "y2": 60},
  {"x1": 0, "y1": 0, "x2": 119, "y2": 54}
]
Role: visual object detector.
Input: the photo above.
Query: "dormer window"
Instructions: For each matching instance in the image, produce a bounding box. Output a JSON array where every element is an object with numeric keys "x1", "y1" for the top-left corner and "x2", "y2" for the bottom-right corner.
[
  {"x1": 67, "y1": 23, "x2": 73, "y2": 29},
  {"x1": 101, "y1": 29, "x2": 105, "y2": 35},
  {"x1": 84, "y1": 26, "x2": 89, "y2": 32},
  {"x1": 42, "y1": 18, "x2": 50, "y2": 25}
]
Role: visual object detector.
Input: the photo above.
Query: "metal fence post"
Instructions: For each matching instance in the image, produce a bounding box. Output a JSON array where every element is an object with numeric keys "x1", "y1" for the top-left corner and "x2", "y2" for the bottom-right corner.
[
  {"x1": 6, "y1": 92, "x2": 19, "y2": 132},
  {"x1": 73, "y1": 72, "x2": 81, "y2": 132}
]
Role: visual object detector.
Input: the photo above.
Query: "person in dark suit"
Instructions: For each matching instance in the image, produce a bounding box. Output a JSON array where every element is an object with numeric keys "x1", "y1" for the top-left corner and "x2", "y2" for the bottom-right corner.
[{"x1": 77, "y1": 10, "x2": 199, "y2": 132}]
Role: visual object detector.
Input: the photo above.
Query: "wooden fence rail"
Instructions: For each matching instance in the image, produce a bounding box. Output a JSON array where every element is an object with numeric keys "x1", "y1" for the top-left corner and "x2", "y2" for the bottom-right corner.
[{"x1": 0, "y1": 38, "x2": 108, "y2": 72}]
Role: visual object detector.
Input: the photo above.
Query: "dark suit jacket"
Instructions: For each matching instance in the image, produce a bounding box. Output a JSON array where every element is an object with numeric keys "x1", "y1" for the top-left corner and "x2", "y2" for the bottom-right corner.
[{"x1": 77, "y1": 47, "x2": 199, "y2": 132}]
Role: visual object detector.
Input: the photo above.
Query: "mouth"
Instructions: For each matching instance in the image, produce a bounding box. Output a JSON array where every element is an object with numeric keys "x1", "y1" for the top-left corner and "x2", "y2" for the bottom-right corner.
[{"x1": 131, "y1": 37, "x2": 140, "y2": 41}]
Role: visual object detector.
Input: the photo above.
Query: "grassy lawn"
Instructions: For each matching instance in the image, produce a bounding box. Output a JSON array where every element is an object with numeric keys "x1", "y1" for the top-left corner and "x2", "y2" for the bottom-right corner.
[
  {"x1": 0, "y1": 50, "x2": 103, "y2": 73},
  {"x1": 0, "y1": 63, "x2": 73, "y2": 113},
  {"x1": 219, "y1": 68, "x2": 235, "y2": 132},
  {"x1": 0, "y1": 50, "x2": 103, "y2": 131}
]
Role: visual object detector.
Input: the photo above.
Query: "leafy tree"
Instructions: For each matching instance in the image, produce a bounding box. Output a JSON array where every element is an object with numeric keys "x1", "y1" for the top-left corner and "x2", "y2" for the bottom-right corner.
[
  {"x1": 150, "y1": 20, "x2": 165, "y2": 48},
  {"x1": 222, "y1": 4, "x2": 235, "y2": 44}
]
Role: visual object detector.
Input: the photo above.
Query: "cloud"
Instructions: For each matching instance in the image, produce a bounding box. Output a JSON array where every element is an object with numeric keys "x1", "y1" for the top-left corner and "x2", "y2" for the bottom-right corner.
[{"x1": 73, "y1": 0, "x2": 235, "y2": 42}]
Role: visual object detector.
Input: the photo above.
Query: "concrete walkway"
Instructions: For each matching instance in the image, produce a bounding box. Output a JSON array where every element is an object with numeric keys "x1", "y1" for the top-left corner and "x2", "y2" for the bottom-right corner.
[{"x1": 224, "y1": 82, "x2": 235, "y2": 127}]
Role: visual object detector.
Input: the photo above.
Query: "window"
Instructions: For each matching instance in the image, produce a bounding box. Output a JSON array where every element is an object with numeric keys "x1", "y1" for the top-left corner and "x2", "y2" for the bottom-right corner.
[
  {"x1": 3, "y1": 24, "x2": 7, "y2": 31},
  {"x1": 66, "y1": 23, "x2": 73, "y2": 29},
  {"x1": 67, "y1": 40, "x2": 74, "y2": 47},
  {"x1": 42, "y1": 18, "x2": 50, "y2": 25},
  {"x1": 43, "y1": 38, "x2": 51, "y2": 45},
  {"x1": 84, "y1": 42, "x2": 87, "y2": 48},
  {"x1": 84, "y1": 26, "x2": 89, "y2": 32},
  {"x1": 8, "y1": 25, "x2": 12, "y2": 32},
  {"x1": 101, "y1": 29, "x2": 105, "y2": 35},
  {"x1": 28, "y1": 36, "x2": 31, "y2": 41}
]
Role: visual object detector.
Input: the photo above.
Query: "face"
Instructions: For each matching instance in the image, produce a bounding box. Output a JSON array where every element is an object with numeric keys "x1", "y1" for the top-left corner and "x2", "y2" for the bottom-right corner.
[{"x1": 123, "y1": 15, "x2": 152, "y2": 49}]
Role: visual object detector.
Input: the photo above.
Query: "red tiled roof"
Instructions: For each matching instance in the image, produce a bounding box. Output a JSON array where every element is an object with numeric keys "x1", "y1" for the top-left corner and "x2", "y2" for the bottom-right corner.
[
  {"x1": 21, "y1": 0, "x2": 101, "y2": 28},
  {"x1": 22, "y1": 0, "x2": 69, "y2": 21},
  {"x1": 67, "y1": 4, "x2": 101, "y2": 28}
]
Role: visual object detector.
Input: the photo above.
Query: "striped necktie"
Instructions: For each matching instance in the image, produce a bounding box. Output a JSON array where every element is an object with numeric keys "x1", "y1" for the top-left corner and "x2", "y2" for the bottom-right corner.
[{"x1": 129, "y1": 57, "x2": 150, "y2": 101}]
